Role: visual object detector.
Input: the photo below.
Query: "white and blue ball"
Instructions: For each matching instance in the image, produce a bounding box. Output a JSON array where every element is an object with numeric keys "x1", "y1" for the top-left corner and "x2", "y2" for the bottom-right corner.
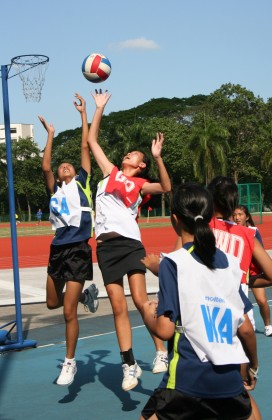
[{"x1": 82, "y1": 53, "x2": 111, "y2": 83}]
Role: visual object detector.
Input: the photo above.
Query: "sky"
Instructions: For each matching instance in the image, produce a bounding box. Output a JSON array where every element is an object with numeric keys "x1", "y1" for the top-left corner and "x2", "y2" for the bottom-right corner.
[{"x1": 1, "y1": 0, "x2": 272, "y2": 149}]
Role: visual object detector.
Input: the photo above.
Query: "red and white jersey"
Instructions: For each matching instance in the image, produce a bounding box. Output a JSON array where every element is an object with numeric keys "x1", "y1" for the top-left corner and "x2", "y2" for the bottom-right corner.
[
  {"x1": 209, "y1": 217, "x2": 255, "y2": 284},
  {"x1": 95, "y1": 166, "x2": 148, "y2": 240}
]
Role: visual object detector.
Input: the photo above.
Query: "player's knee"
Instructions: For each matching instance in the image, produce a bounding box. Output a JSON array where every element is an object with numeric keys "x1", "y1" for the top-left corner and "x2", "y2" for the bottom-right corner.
[
  {"x1": 63, "y1": 307, "x2": 77, "y2": 323},
  {"x1": 46, "y1": 296, "x2": 62, "y2": 310},
  {"x1": 256, "y1": 298, "x2": 267, "y2": 307},
  {"x1": 46, "y1": 302, "x2": 57, "y2": 310},
  {"x1": 110, "y1": 298, "x2": 128, "y2": 317}
]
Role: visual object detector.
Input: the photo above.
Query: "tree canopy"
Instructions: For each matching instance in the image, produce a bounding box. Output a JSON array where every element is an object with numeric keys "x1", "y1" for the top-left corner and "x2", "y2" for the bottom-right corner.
[{"x1": 1, "y1": 83, "x2": 272, "y2": 218}]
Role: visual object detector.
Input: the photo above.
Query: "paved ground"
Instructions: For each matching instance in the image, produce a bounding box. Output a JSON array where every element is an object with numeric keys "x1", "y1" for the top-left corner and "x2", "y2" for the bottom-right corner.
[
  {"x1": 0, "y1": 263, "x2": 159, "y2": 335},
  {"x1": 0, "y1": 263, "x2": 159, "y2": 305}
]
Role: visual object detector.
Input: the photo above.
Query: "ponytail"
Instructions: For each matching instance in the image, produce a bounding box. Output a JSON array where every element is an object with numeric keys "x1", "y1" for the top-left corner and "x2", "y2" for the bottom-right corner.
[{"x1": 171, "y1": 183, "x2": 216, "y2": 270}]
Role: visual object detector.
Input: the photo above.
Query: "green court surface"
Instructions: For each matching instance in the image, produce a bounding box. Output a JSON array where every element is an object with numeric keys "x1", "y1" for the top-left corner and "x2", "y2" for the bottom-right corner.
[{"x1": 0, "y1": 292, "x2": 271, "y2": 420}]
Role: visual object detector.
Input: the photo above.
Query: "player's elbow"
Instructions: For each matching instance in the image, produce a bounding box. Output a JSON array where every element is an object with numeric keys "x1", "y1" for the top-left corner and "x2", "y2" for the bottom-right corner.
[
  {"x1": 42, "y1": 165, "x2": 51, "y2": 173},
  {"x1": 161, "y1": 185, "x2": 171, "y2": 194}
]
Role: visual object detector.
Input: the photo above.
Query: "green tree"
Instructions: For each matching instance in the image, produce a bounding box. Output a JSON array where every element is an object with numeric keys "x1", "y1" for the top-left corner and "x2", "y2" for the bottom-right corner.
[
  {"x1": 12, "y1": 139, "x2": 46, "y2": 221},
  {"x1": 0, "y1": 144, "x2": 8, "y2": 216},
  {"x1": 188, "y1": 116, "x2": 230, "y2": 184},
  {"x1": 207, "y1": 83, "x2": 266, "y2": 182}
]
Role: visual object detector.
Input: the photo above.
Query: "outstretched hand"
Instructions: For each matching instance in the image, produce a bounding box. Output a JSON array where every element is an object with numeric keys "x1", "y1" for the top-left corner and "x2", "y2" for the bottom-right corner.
[
  {"x1": 91, "y1": 89, "x2": 111, "y2": 109},
  {"x1": 151, "y1": 132, "x2": 164, "y2": 159},
  {"x1": 38, "y1": 115, "x2": 55, "y2": 135},
  {"x1": 73, "y1": 93, "x2": 86, "y2": 113}
]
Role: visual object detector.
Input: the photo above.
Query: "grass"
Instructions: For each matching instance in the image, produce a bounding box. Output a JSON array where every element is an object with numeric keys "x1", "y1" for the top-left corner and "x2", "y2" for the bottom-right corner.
[
  {"x1": 0, "y1": 218, "x2": 172, "y2": 238},
  {"x1": 0, "y1": 224, "x2": 54, "y2": 238}
]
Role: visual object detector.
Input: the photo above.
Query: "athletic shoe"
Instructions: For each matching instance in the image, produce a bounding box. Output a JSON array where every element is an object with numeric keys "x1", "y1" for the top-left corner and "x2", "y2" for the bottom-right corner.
[
  {"x1": 152, "y1": 350, "x2": 168, "y2": 374},
  {"x1": 56, "y1": 361, "x2": 77, "y2": 386},
  {"x1": 122, "y1": 362, "x2": 142, "y2": 391},
  {"x1": 83, "y1": 284, "x2": 99, "y2": 313},
  {"x1": 264, "y1": 325, "x2": 272, "y2": 337}
]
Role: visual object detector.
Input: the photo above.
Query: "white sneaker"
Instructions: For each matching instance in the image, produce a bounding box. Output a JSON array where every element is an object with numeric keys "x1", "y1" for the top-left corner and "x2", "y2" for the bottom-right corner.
[
  {"x1": 56, "y1": 361, "x2": 77, "y2": 386},
  {"x1": 83, "y1": 284, "x2": 99, "y2": 313},
  {"x1": 122, "y1": 362, "x2": 142, "y2": 391},
  {"x1": 264, "y1": 325, "x2": 272, "y2": 337},
  {"x1": 152, "y1": 351, "x2": 168, "y2": 374}
]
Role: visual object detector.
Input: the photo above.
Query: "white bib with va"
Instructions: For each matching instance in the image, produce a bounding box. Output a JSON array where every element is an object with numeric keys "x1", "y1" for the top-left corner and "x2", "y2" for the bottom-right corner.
[
  {"x1": 164, "y1": 249, "x2": 249, "y2": 365},
  {"x1": 49, "y1": 178, "x2": 88, "y2": 230}
]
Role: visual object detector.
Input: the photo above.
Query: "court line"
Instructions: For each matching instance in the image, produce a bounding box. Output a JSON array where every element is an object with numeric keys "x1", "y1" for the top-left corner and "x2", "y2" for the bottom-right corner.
[{"x1": 37, "y1": 324, "x2": 145, "y2": 349}]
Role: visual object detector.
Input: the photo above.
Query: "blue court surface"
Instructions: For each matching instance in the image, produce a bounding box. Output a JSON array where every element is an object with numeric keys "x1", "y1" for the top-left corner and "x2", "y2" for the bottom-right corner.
[{"x1": 0, "y1": 295, "x2": 271, "y2": 420}]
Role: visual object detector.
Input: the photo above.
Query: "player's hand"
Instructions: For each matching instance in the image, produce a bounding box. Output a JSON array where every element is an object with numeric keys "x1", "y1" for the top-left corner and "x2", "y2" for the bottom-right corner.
[
  {"x1": 73, "y1": 93, "x2": 86, "y2": 113},
  {"x1": 38, "y1": 116, "x2": 55, "y2": 135},
  {"x1": 142, "y1": 300, "x2": 158, "y2": 318},
  {"x1": 241, "y1": 364, "x2": 258, "y2": 391},
  {"x1": 151, "y1": 132, "x2": 164, "y2": 159},
  {"x1": 141, "y1": 254, "x2": 160, "y2": 276},
  {"x1": 91, "y1": 89, "x2": 111, "y2": 109}
]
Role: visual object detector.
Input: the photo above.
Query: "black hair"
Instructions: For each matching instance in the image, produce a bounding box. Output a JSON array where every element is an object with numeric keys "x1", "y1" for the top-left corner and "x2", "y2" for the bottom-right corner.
[
  {"x1": 235, "y1": 204, "x2": 255, "y2": 227},
  {"x1": 137, "y1": 150, "x2": 151, "y2": 178},
  {"x1": 207, "y1": 176, "x2": 238, "y2": 220},
  {"x1": 171, "y1": 182, "x2": 216, "y2": 269}
]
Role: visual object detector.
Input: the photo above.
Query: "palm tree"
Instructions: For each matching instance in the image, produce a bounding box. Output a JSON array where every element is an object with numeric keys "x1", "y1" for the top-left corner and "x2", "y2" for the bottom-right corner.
[{"x1": 188, "y1": 116, "x2": 230, "y2": 185}]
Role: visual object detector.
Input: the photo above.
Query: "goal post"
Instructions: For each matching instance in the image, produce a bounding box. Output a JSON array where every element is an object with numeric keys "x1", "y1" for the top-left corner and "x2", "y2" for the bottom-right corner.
[
  {"x1": 0, "y1": 55, "x2": 49, "y2": 352},
  {"x1": 237, "y1": 183, "x2": 262, "y2": 225}
]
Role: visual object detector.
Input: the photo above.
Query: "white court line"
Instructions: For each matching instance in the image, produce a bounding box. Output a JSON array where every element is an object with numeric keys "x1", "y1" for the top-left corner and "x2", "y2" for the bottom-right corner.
[
  {"x1": 0, "y1": 280, "x2": 45, "y2": 296},
  {"x1": 252, "y1": 298, "x2": 272, "y2": 306},
  {"x1": 37, "y1": 324, "x2": 145, "y2": 349}
]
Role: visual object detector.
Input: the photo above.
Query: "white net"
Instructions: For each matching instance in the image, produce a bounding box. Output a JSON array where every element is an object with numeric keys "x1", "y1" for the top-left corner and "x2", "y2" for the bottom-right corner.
[{"x1": 11, "y1": 55, "x2": 49, "y2": 102}]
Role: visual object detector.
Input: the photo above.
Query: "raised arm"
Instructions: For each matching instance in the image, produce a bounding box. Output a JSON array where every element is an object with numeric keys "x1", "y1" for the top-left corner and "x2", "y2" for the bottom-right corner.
[
  {"x1": 87, "y1": 89, "x2": 114, "y2": 177},
  {"x1": 141, "y1": 133, "x2": 171, "y2": 195},
  {"x1": 38, "y1": 116, "x2": 55, "y2": 194},
  {"x1": 73, "y1": 93, "x2": 90, "y2": 174}
]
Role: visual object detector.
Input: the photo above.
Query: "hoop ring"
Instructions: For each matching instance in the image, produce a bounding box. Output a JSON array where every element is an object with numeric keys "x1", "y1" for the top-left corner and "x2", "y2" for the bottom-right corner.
[{"x1": 11, "y1": 54, "x2": 49, "y2": 66}]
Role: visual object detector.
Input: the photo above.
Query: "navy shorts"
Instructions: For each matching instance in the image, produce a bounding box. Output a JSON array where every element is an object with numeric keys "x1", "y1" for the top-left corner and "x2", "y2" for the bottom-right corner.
[
  {"x1": 48, "y1": 240, "x2": 93, "y2": 283},
  {"x1": 141, "y1": 388, "x2": 252, "y2": 420},
  {"x1": 96, "y1": 236, "x2": 146, "y2": 285}
]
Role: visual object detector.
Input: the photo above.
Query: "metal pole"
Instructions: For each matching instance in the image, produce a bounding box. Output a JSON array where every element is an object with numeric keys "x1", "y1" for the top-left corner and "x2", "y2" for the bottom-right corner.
[{"x1": 0, "y1": 64, "x2": 36, "y2": 350}]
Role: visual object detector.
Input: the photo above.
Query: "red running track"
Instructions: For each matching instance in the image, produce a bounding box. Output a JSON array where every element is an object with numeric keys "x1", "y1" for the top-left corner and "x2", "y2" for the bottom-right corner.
[{"x1": 1, "y1": 216, "x2": 272, "y2": 269}]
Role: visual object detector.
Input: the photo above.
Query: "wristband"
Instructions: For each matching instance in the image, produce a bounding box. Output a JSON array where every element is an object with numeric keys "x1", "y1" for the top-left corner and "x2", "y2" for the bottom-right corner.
[{"x1": 249, "y1": 366, "x2": 259, "y2": 379}]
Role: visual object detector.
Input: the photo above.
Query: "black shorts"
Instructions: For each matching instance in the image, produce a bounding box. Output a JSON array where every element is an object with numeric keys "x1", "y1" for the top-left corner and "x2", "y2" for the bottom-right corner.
[
  {"x1": 48, "y1": 240, "x2": 93, "y2": 283},
  {"x1": 141, "y1": 388, "x2": 252, "y2": 420},
  {"x1": 96, "y1": 236, "x2": 146, "y2": 285}
]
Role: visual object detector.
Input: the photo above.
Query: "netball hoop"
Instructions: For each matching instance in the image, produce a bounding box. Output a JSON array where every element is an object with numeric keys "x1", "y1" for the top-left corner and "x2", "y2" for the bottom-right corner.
[
  {"x1": 0, "y1": 54, "x2": 49, "y2": 352},
  {"x1": 11, "y1": 54, "x2": 49, "y2": 102}
]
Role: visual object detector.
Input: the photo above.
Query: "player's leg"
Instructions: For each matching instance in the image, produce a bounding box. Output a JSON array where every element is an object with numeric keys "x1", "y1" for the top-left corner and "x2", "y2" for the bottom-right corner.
[
  {"x1": 56, "y1": 280, "x2": 83, "y2": 386},
  {"x1": 128, "y1": 272, "x2": 168, "y2": 374},
  {"x1": 248, "y1": 393, "x2": 260, "y2": 420},
  {"x1": 252, "y1": 287, "x2": 272, "y2": 335},
  {"x1": 63, "y1": 280, "x2": 83, "y2": 358},
  {"x1": 46, "y1": 244, "x2": 65, "y2": 309},
  {"x1": 106, "y1": 280, "x2": 132, "y2": 350},
  {"x1": 106, "y1": 280, "x2": 142, "y2": 391},
  {"x1": 46, "y1": 274, "x2": 65, "y2": 309}
]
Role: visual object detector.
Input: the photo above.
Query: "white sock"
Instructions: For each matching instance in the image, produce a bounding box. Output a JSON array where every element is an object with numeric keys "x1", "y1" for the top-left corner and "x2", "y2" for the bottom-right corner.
[{"x1": 65, "y1": 357, "x2": 75, "y2": 365}]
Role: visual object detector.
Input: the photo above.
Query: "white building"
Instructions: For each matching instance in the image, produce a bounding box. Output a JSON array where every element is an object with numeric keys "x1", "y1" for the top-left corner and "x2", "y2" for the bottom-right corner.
[{"x1": 0, "y1": 123, "x2": 34, "y2": 145}]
